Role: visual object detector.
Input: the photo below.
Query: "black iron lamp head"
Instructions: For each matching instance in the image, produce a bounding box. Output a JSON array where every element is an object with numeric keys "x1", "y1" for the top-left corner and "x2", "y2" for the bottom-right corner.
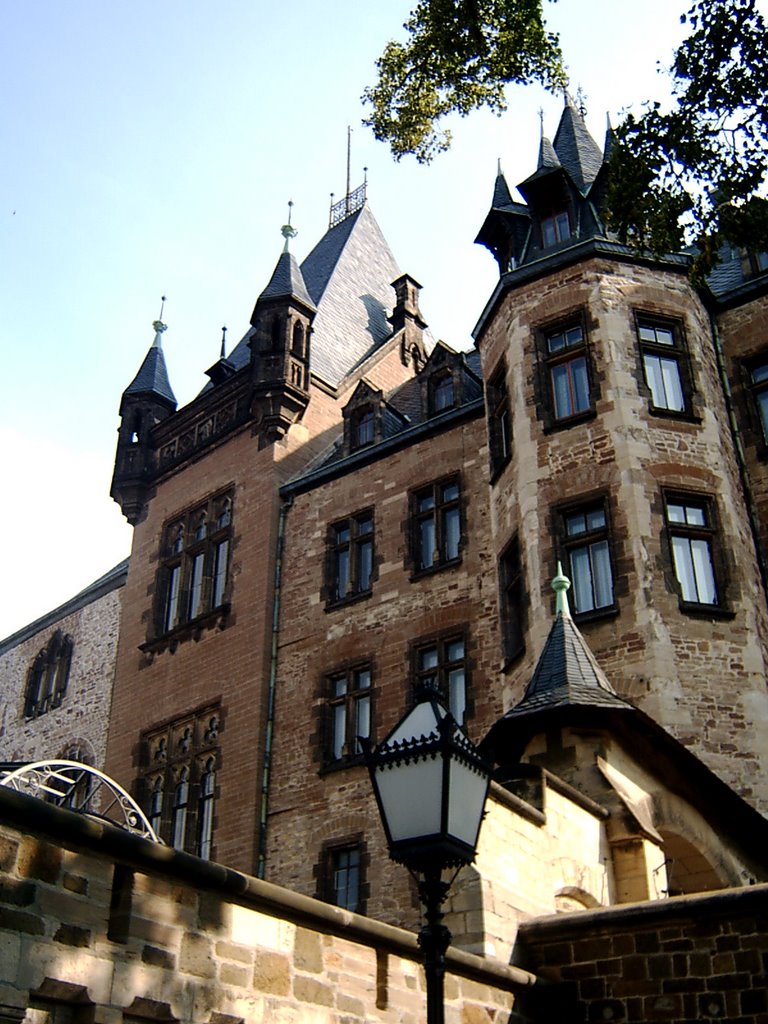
[{"x1": 362, "y1": 690, "x2": 491, "y2": 875}]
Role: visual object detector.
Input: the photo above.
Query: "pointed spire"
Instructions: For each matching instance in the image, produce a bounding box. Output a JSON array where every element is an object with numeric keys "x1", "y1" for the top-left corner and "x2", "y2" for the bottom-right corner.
[
  {"x1": 492, "y1": 162, "x2": 514, "y2": 208},
  {"x1": 123, "y1": 301, "x2": 176, "y2": 408},
  {"x1": 552, "y1": 99, "x2": 604, "y2": 194},
  {"x1": 257, "y1": 215, "x2": 315, "y2": 311},
  {"x1": 501, "y1": 568, "x2": 632, "y2": 718}
]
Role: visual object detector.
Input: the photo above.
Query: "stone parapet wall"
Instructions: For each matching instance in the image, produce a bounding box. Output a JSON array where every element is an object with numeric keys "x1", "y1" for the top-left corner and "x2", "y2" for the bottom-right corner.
[
  {"x1": 516, "y1": 883, "x2": 768, "y2": 1022},
  {"x1": 0, "y1": 786, "x2": 539, "y2": 1024}
]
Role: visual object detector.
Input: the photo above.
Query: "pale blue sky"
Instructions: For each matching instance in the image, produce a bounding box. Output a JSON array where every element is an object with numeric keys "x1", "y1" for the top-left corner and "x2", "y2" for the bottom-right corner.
[{"x1": 0, "y1": 0, "x2": 696, "y2": 638}]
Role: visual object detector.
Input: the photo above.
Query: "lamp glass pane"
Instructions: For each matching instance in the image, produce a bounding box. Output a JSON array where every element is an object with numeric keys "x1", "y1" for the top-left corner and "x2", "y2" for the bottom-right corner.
[
  {"x1": 387, "y1": 701, "x2": 443, "y2": 745},
  {"x1": 375, "y1": 757, "x2": 442, "y2": 842},
  {"x1": 447, "y1": 759, "x2": 488, "y2": 849}
]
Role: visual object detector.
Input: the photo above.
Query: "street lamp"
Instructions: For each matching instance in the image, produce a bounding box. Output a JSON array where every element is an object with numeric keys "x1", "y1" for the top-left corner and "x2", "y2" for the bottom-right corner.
[{"x1": 363, "y1": 687, "x2": 492, "y2": 1024}]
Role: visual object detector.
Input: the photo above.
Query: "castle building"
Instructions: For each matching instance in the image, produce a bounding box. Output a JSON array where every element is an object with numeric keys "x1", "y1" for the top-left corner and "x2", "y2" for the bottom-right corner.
[{"x1": 3, "y1": 98, "x2": 768, "y2": 965}]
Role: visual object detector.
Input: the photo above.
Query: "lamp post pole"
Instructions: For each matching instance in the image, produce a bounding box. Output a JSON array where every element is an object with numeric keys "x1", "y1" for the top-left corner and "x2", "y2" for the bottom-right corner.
[
  {"x1": 417, "y1": 867, "x2": 451, "y2": 1024},
  {"x1": 363, "y1": 690, "x2": 491, "y2": 1024}
]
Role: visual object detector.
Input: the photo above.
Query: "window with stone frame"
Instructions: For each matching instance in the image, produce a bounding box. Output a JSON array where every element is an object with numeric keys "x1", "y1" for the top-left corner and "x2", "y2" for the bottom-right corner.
[
  {"x1": 499, "y1": 535, "x2": 527, "y2": 663},
  {"x1": 410, "y1": 476, "x2": 462, "y2": 575},
  {"x1": 157, "y1": 491, "x2": 232, "y2": 636},
  {"x1": 317, "y1": 837, "x2": 368, "y2": 914},
  {"x1": 23, "y1": 631, "x2": 73, "y2": 719},
  {"x1": 351, "y1": 407, "x2": 375, "y2": 449},
  {"x1": 327, "y1": 510, "x2": 374, "y2": 605},
  {"x1": 487, "y1": 360, "x2": 512, "y2": 478},
  {"x1": 428, "y1": 369, "x2": 456, "y2": 415},
  {"x1": 324, "y1": 664, "x2": 372, "y2": 767},
  {"x1": 558, "y1": 499, "x2": 616, "y2": 618},
  {"x1": 543, "y1": 319, "x2": 593, "y2": 424},
  {"x1": 138, "y1": 706, "x2": 220, "y2": 857},
  {"x1": 412, "y1": 633, "x2": 468, "y2": 726},
  {"x1": 746, "y1": 355, "x2": 768, "y2": 446},
  {"x1": 664, "y1": 493, "x2": 722, "y2": 609},
  {"x1": 636, "y1": 315, "x2": 693, "y2": 416},
  {"x1": 541, "y1": 209, "x2": 571, "y2": 247}
]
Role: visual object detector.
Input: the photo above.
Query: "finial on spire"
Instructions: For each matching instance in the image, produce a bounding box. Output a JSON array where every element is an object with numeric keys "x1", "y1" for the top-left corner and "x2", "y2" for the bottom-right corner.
[
  {"x1": 220, "y1": 325, "x2": 227, "y2": 360},
  {"x1": 538, "y1": 107, "x2": 545, "y2": 135},
  {"x1": 552, "y1": 562, "x2": 572, "y2": 618},
  {"x1": 152, "y1": 295, "x2": 168, "y2": 346},
  {"x1": 281, "y1": 200, "x2": 298, "y2": 252},
  {"x1": 575, "y1": 85, "x2": 588, "y2": 119}
]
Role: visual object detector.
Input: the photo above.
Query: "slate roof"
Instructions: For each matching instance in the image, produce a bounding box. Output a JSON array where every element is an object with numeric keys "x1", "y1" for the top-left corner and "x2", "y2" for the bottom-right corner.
[
  {"x1": 505, "y1": 612, "x2": 633, "y2": 719},
  {"x1": 123, "y1": 329, "x2": 176, "y2": 408},
  {"x1": 300, "y1": 203, "x2": 402, "y2": 387},
  {"x1": 503, "y1": 572, "x2": 633, "y2": 721},
  {"x1": 258, "y1": 249, "x2": 315, "y2": 310},
  {"x1": 552, "y1": 100, "x2": 604, "y2": 194}
]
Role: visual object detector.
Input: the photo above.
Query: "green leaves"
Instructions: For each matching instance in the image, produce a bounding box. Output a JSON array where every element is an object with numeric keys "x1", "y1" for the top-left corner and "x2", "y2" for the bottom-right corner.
[
  {"x1": 605, "y1": 0, "x2": 768, "y2": 277},
  {"x1": 365, "y1": 0, "x2": 768, "y2": 277},
  {"x1": 362, "y1": 0, "x2": 565, "y2": 163}
]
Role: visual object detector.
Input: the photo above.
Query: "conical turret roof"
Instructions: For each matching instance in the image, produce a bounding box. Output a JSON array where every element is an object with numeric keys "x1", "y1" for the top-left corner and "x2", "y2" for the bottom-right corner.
[
  {"x1": 538, "y1": 133, "x2": 561, "y2": 171},
  {"x1": 552, "y1": 95, "x2": 604, "y2": 194},
  {"x1": 123, "y1": 321, "x2": 176, "y2": 408},
  {"x1": 504, "y1": 567, "x2": 632, "y2": 719},
  {"x1": 257, "y1": 249, "x2": 316, "y2": 311}
]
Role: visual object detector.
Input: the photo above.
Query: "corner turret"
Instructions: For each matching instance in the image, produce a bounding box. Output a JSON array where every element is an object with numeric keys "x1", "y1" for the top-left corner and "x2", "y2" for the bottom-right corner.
[
  {"x1": 248, "y1": 217, "x2": 317, "y2": 447},
  {"x1": 111, "y1": 315, "x2": 177, "y2": 525}
]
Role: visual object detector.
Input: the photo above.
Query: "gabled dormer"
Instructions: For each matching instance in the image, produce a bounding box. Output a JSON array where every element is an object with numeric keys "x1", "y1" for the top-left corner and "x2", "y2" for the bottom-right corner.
[
  {"x1": 341, "y1": 379, "x2": 409, "y2": 457},
  {"x1": 249, "y1": 226, "x2": 317, "y2": 447},
  {"x1": 419, "y1": 342, "x2": 483, "y2": 418}
]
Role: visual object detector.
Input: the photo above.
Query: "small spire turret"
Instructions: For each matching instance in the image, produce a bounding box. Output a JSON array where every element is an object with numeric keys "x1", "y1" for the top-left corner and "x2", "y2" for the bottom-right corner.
[{"x1": 111, "y1": 302, "x2": 177, "y2": 524}]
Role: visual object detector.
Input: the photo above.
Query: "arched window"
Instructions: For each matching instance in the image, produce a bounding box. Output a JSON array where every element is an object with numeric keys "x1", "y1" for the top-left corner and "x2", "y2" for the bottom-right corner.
[
  {"x1": 292, "y1": 321, "x2": 305, "y2": 357},
  {"x1": 23, "y1": 631, "x2": 74, "y2": 719}
]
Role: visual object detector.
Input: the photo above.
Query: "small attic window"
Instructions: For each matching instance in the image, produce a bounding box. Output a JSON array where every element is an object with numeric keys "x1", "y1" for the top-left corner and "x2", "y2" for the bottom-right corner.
[
  {"x1": 352, "y1": 408, "x2": 375, "y2": 449},
  {"x1": 430, "y1": 372, "x2": 455, "y2": 415},
  {"x1": 542, "y1": 210, "x2": 571, "y2": 247}
]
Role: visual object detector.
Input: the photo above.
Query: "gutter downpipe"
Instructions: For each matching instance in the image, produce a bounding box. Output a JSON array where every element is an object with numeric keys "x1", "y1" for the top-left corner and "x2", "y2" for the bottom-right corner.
[
  {"x1": 257, "y1": 494, "x2": 292, "y2": 879},
  {"x1": 709, "y1": 312, "x2": 768, "y2": 600}
]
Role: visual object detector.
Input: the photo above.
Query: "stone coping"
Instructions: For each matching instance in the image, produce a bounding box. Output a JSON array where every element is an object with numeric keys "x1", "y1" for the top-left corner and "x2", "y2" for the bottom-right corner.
[
  {"x1": 518, "y1": 880, "x2": 768, "y2": 942},
  {"x1": 0, "y1": 784, "x2": 543, "y2": 994}
]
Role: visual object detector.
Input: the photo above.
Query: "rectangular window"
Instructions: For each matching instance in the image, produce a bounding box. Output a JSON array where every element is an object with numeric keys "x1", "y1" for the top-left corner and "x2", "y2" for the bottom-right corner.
[
  {"x1": 749, "y1": 360, "x2": 768, "y2": 443},
  {"x1": 319, "y1": 840, "x2": 366, "y2": 913},
  {"x1": 138, "y1": 707, "x2": 220, "y2": 857},
  {"x1": 430, "y1": 372, "x2": 455, "y2": 414},
  {"x1": 637, "y1": 317, "x2": 689, "y2": 414},
  {"x1": 562, "y1": 502, "x2": 615, "y2": 615},
  {"x1": 326, "y1": 666, "x2": 372, "y2": 765},
  {"x1": 412, "y1": 478, "x2": 461, "y2": 573},
  {"x1": 329, "y1": 511, "x2": 374, "y2": 603},
  {"x1": 545, "y1": 322, "x2": 592, "y2": 422},
  {"x1": 665, "y1": 496, "x2": 719, "y2": 606},
  {"x1": 542, "y1": 210, "x2": 571, "y2": 246},
  {"x1": 414, "y1": 635, "x2": 467, "y2": 725},
  {"x1": 499, "y1": 536, "x2": 526, "y2": 661},
  {"x1": 487, "y1": 362, "x2": 512, "y2": 476},
  {"x1": 158, "y1": 492, "x2": 232, "y2": 636}
]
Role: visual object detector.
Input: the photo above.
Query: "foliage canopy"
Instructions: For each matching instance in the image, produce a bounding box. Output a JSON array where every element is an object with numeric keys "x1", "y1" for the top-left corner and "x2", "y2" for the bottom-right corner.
[{"x1": 364, "y1": 0, "x2": 768, "y2": 275}]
